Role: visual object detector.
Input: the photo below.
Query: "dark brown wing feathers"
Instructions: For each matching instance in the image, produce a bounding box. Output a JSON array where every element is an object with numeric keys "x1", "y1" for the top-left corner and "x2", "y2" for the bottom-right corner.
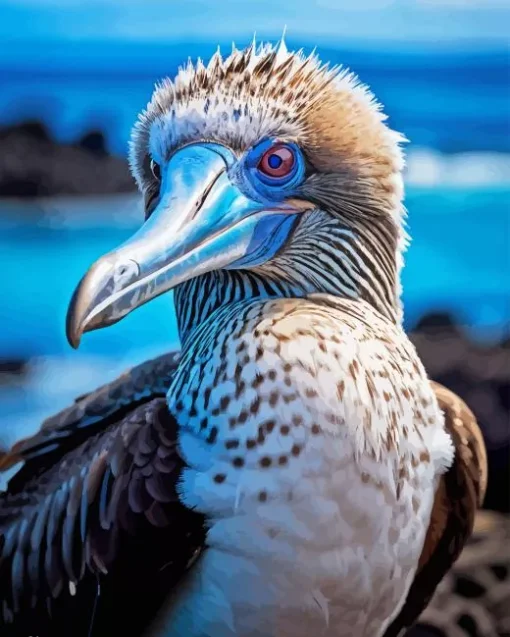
[
  {"x1": 0, "y1": 354, "x2": 205, "y2": 636},
  {"x1": 384, "y1": 381, "x2": 488, "y2": 637},
  {"x1": 0, "y1": 401, "x2": 184, "y2": 611}
]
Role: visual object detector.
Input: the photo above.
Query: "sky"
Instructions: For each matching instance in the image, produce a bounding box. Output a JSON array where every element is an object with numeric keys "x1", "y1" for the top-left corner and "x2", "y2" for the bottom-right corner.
[{"x1": 0, "y1": 0, "x2": 509, "y2": 46}]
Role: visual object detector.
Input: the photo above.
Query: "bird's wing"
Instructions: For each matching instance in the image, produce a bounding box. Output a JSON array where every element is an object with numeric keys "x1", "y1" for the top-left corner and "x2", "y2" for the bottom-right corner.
[
  {"x1": 0, "y1": 351, "x2": 179, "y2": 485},
  {"x1": 0, "y1": 397, "x2": 205, "y2": 636},
  {"x1": 383, "y1": 381, "x2": 488, "y2": 637}
]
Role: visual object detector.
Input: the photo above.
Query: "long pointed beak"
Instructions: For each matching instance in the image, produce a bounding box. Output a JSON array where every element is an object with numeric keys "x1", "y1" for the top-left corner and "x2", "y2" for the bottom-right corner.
[{"x1": 66, "y1": 143, "x2": 299, "y2": 348}]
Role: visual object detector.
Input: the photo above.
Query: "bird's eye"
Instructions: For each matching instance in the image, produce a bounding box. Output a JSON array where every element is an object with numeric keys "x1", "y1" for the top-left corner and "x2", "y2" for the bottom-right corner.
[
  {"x1": 150, "y1": 159, "x2": 161, "y2": 181},
  {"x1": 257, "y1": 144, "x2": 295, "y2": 179}
]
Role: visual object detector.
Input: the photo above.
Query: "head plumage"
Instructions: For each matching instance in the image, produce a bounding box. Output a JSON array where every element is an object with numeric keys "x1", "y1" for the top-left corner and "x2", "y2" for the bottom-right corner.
[
  {"x1": 126, "y1": 37, "x2": 409, "y2": 324},
  {"x1": 129, "y1": 37, "x2": 406, "y2": 227}
]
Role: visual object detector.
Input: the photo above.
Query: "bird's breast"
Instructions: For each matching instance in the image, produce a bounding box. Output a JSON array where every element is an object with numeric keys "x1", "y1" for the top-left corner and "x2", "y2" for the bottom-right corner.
[{"x1": 159, "y1": 297, "x2": 452, "y2": 636}]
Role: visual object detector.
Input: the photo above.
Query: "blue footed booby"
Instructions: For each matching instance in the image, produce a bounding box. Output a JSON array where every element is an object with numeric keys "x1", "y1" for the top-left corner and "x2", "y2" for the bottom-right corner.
[{"x1": 0, "y1": 40, "x2": 487, "y2": 637}]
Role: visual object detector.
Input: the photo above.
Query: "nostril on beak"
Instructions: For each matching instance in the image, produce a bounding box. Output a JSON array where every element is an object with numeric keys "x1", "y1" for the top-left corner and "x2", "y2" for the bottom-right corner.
[{"x1": 113, "y1": 260, "x2": 140, "y2": 290}]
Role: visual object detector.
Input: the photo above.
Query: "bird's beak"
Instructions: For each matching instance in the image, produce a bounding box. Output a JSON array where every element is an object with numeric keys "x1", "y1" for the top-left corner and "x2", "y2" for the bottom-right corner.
[{"x1": 66, "y1": 143, "x2": 300, "y2": 348}]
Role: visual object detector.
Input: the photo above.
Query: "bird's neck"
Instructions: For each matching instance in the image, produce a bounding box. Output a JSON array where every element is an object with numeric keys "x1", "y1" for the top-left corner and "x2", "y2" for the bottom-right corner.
[
  {"x1": 174, "y1": 210, "x2": 403, "y2": 346},
  {"x1": 174, "y1": 271, "x2": 302, "y2": 346}
]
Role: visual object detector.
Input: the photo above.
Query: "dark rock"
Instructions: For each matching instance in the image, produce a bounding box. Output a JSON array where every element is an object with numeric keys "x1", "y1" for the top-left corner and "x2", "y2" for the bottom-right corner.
[
  {"x1": 0, "y1": 120, "x2": 136, "y2": 197},
  {"x1": 414, "y1": 311, "x2": 464, "y2": 339},
  {"x1": 411, "y1": 313, "x2": 510, "y2": 513},
  {"x1": 0, "y1": 358, "x2": 30, "y2": 385},
  {"x1": 0, "y1": 358, "x2": 29, "y2": 375},
  {"x1": 76, "y1": 130, "x2": 108, "y2": 158},
  {"x1": 408, "y1": 627, "x2": 445, "y2": 637},
  {"x1": 0, "y1": 119, "x2": 51, "y2": 143},
  {"x1": 0, "y1": 176, "x2": 50, "y2": 198}
]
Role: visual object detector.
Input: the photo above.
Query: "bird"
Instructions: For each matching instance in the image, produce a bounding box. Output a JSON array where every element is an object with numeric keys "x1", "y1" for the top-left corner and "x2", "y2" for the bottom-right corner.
[{"x1": 0, "y1": 39, "x2": 487, "y2": 637}]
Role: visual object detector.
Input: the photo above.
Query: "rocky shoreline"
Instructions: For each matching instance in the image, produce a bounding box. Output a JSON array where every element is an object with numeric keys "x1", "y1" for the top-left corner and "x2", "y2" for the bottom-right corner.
[{"x1": 0, "y1": 120, "x2": 135, "y2": 197}]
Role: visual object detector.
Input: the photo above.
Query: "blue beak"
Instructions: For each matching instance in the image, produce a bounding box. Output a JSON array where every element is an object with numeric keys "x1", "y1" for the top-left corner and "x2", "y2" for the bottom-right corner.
[{"x1": 66, "y1": 143, "x2": 300, "y2": 347}]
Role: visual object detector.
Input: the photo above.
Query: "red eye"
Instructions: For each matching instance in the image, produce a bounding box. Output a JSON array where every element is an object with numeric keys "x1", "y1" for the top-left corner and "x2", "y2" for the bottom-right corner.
[{"x1": 258, "y1": 144, "x2": 295, "y2": 178}]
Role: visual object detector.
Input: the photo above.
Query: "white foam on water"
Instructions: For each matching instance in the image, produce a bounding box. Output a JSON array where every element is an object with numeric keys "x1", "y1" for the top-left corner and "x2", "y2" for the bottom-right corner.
[{"x1": 405, "y1": 148, "x2": 510, "y2": 187}]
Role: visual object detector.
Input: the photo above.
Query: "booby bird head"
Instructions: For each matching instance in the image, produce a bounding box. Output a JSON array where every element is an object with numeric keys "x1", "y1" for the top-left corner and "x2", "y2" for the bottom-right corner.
[{"x1": 66, "y1": 39, "x2": 406, "y2": 348}]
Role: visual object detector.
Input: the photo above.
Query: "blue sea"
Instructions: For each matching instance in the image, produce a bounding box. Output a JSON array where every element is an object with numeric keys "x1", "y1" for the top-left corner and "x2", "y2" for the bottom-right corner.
[{"x1": 0, "y1": 39, "x2": 508, "y2": 446}]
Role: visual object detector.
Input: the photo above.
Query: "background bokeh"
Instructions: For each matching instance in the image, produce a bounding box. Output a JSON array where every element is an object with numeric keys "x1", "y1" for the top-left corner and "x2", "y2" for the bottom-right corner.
[
  {"x1": 0, "y1": 2, "x2": 509, "y2": 636},
  {"x1": 0, "y1": 1, "x2": 508, "y2": 509}
]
